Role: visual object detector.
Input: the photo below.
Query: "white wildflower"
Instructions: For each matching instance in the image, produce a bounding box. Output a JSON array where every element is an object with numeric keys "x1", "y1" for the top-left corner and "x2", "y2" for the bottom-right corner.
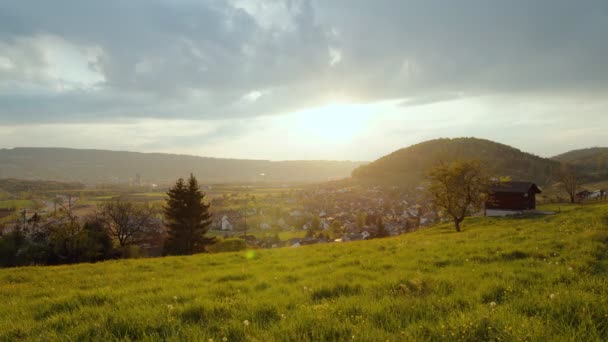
[
  {"x1": 489, "y1": 302, "x2": 497, "y2": 307},
  {"x1": 243, "y1": 320, "x2": 250, "y2": 327}
]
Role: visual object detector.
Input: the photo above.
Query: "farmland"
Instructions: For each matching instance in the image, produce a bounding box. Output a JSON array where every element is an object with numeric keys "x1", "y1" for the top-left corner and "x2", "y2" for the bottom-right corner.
[{"x1": 1, "y1": 203, "x2": 607, "y2": 341}]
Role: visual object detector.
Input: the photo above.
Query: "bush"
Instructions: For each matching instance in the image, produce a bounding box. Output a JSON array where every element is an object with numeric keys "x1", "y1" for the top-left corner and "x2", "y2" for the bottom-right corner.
[
  {"x1": 119, "y1": 245, "x2": 143, "y2": 259},
  {"x1": 206, "y1": 238, "x2": 247, "y2": 253},
  {"x1": 0, "y1": 231, "x2": 27, "y2": 267}
]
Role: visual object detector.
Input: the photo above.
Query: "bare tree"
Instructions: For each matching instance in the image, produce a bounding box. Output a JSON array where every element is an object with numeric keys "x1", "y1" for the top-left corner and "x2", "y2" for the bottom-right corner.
[
  {"x1": 428, "y1": 160, "x2": 488, "y2": 232},
  {"x1": 557, "y1": 164, "x2": 579, "y2": 203},
  {"x1": 100, "y1": 200, "x2": 160, "y2": 247}
]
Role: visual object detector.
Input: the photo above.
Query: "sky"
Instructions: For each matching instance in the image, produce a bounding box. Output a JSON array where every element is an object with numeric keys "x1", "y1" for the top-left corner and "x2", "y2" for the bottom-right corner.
[{"x1": 0, "y1": 0, "x2": 607, "y2": 161}]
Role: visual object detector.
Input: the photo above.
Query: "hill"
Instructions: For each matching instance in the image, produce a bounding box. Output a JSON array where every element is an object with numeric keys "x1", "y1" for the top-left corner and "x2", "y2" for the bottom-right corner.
[
  {"x1": 0, "y1": 148, "x2": 366, "y2": 185},
  {"x1": 1, "y1": 203, "x2": 607, "y2": 340},
  {"x1": 352, "y1": 138, "x2": 560, "y2": 186},
  {"x1": 552, "y1": 147, "x2": 608, "y2": 182}
]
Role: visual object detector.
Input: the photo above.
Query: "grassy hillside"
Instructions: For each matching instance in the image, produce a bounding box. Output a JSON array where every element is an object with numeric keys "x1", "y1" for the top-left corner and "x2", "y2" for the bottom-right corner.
[
  {"x1": 352, "y1": 138, "x2": 560, "y2": 187},
  {"x1": 0, "y1": 148, "x2": 365, "y2": 184},
  {"x1": 552, "y1": 147, "x2": 608, "y2": 182},
  {"x1": 1, "y1": 204, "x2": 607, "y2": 341}
]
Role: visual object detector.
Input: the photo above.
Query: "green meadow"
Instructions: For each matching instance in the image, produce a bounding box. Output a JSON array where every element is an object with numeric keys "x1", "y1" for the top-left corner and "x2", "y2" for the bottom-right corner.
[
  {"x1": 0, "y1": 199, "x2": 37, "y2": 210},
  {"x1": 1, "y1": 204, "x2": 607, "y2": 341}
]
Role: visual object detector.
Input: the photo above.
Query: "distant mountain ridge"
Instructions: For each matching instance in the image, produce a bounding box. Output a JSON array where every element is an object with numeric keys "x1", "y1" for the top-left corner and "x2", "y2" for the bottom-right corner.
[
  {"x1": 0, "y1": 148, "x2": 366, "y2": 184},
  {"x1": 352, "y1": 138, "x2": 561, "y2": 186}
]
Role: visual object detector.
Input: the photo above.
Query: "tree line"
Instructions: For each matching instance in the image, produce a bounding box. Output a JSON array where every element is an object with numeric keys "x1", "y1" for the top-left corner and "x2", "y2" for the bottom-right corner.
[{"x1": 0, "y1": 174, "x2": 213, "y2": 267}]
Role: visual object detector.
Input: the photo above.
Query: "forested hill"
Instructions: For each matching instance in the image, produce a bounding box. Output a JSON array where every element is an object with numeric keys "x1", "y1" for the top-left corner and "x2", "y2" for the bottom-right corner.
[
  {"x1": 352, "y1": 138, "x2": 560, "y2": 186},
  {"x1": 552, "y1": 147, "x2": 608, "y2": 182},
  {"x1": 0, "y1": 148, "x2": 366, "y2": 184}
]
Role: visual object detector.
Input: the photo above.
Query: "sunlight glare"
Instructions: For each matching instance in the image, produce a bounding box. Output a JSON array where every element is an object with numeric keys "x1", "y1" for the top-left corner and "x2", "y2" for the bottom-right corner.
[{"x1": 286, "y1": 102, "x2": 372, "y2": 143}]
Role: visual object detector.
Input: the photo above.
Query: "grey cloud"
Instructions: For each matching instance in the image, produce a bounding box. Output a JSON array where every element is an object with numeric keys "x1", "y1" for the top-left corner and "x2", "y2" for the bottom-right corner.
[{"x1": 1, "y1": 0, "x2": 607, "y2": 124}]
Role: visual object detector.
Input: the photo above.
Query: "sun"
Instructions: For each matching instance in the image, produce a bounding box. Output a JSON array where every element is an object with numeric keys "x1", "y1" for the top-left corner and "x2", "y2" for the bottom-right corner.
[{"x1": 286, "y1": 102, "x2": 372, "y2": 143}]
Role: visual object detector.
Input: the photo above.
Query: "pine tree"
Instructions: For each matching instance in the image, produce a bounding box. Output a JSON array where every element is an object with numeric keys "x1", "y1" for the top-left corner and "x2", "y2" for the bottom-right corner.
[{"x1": 164, "y1": 174, "x2": 213, "y2": 255}]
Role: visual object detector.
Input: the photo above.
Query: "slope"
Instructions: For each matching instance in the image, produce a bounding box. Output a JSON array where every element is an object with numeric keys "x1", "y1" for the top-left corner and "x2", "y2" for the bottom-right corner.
[
  {"x1": 552, "y1": 147, "x2": 608, "y2": 182},
  {"x1": 1, "y1": 203, "x2": 607, "y2": 341}
]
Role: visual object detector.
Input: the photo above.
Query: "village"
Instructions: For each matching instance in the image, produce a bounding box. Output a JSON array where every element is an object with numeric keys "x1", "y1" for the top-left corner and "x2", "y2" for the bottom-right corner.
[
  {"x1": 2, "y1": 176, "x2": 606, "y2": 256},
  {"x1": 0, "y1": 181, "x2": 441, "y2": 253},
  {"x1": 206, "y1": 184, "x2": 438, "y2": 248}
]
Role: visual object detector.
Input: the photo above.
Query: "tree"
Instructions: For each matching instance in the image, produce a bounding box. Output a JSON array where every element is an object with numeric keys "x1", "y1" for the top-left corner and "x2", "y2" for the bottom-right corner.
[
  {"x1": 306, "y1": 215, "x2": 321, "y2": 238},
  {"x1": 329, "y1": 220, "x2": 344, "y2": 239},
  {"x1": 100, "y1": 200, "x2": 159, "y2": 248},
  {"x1": 81, "y1": 216, "x2": 114, "y2": 262},
  {"x1": 557, "y1": 164, "x2": 579, "y2": 203},
  {"x1": 376, "y1": 217, "x2": 389, "y2": 238},
  {"x1": 47, "y1": 219, "x2": 88, "y2": 264},
  {"x1": 356, "y1": 212, "x2": 366, "y2": 230},
  {"x1": 428, "y1": 160, "x2": 488, "y2": 232},
  {"x1": 164, "y1": 174, "x2": 213, "y2": 255}
]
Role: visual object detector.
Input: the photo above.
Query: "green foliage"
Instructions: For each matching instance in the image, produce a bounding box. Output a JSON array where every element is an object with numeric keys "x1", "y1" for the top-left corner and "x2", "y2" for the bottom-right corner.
[
  {"x1": 1, "y1": 203, "x2": 608, "y2": 340},
  {"x1": 164, "y1": 175, "x2": 213, "y2": 255},
  {"x1": 0, "y1": 216, "x2": 115, "y2": 267},
  {"x1": 81, "y1": 219, "x2": 114, "y2": 261},
  {"x1": 329, "y1": 220, "x2": 344, "y2": 239},
  {"x1": 376, "y1": 217, "x2": 389, "y2": 238},
  {"x1": 306, "y1": 216, "x2": 321, "y2": 238},
  {"x1": 206, "y1": 238, "x2": 247, "y2": 253},
  {"x1": 552, "y1": 147, "x2": 608, "y2": 182},
  {"x1": 0, "y1": 231, "x2": 27, "y2": 267},
  {"x1": 428, "y1": 160, "x2": 488, "y2": 231}
]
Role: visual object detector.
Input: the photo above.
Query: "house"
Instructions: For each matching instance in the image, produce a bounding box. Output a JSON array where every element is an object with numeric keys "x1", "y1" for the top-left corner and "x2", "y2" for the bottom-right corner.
[
  {"x1": 486, "y1": 181, "x2": 542, "y2": 217},
  {"x1": 221, "y1": 215, "x2": 233, "y2": 231},
  {"x1": 578, "y1": 189, "x2": 606, "y2": 201},
  {"x1": 576, "y1": 190, "x2": 592, "y2": 201}
]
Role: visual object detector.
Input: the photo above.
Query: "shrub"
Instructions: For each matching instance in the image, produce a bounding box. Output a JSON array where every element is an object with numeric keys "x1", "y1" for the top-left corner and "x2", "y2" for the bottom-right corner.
[{"x1": 206, "y1": 238, "x2": 247, "y2": 253}]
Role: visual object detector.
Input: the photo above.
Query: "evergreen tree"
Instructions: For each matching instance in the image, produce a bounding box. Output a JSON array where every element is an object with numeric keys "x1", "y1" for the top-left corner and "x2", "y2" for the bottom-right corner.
[{"x1": 164, "y1": 174, "x2": 213, "y2": 255}]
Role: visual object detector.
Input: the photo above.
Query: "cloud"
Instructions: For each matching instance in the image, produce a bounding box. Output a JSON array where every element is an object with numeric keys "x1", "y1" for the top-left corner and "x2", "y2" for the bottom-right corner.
[
  {"x1": 0, "y1": 0, "x2": 606, "y2": 164},
  {"x1": 1, "y1": 0, "x2": 606, "y2": 125}
]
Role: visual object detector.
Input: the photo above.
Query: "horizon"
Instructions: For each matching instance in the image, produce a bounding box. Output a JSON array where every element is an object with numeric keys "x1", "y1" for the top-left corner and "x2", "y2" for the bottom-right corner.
[
  {"x1": 2, "y1": 1, "x2": 608, "y2": 160},
  {"x1": 2, "y1": 135, "x2": 607, "y2": 162}
]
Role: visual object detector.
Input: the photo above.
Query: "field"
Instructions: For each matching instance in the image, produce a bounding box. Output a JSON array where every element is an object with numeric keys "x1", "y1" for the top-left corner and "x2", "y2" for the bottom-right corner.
[
  {"x1": 1, "y1": 203, "x2": 607, "y2": 341},
  {"x1": 0, "y1": 199, "x2": 37, "y2": 210}
]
